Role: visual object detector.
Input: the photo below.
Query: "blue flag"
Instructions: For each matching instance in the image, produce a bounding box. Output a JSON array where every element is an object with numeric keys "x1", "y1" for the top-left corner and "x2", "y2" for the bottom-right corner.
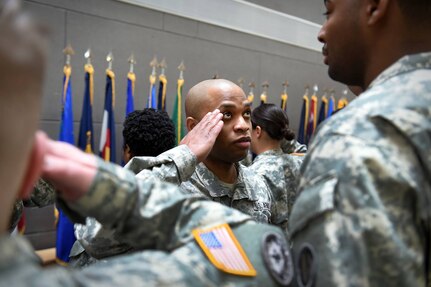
[
  {"x1": 99, "y1": 69, "x2": 116, "y2": 163},
  {"x1": 56, "y1": 65, "x2": 76, "y2": 265},
  {"x1": 126, "y1": 72, "x2": 135, "y2": 116},
  {"x1": 147, "y1": 73, "x2": 157, "y2": 109},
  {"x1": 77, "y1": 64, "x2": 94, "y2": 153},
  {"x1": 317, "y1": 96, "x2": 328, "y2": 126}
]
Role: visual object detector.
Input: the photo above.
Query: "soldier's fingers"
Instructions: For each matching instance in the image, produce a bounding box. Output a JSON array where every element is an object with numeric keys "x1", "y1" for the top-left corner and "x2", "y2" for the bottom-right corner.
[
  {"x1": 42, "y1": 154, "x2": 96, "y2": 201},
  {"x1": 44, "y1": 137, "x2": 96, "y2": 168},
  {"x1": 0, "y1": 0, "x2": 20, "y2": 19}
]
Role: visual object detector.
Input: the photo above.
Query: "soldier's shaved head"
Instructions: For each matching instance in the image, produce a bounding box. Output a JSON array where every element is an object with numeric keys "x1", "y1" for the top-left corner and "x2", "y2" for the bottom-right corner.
[{"x1": 185, "y1": 79, "x2": 245, "y2": 120}]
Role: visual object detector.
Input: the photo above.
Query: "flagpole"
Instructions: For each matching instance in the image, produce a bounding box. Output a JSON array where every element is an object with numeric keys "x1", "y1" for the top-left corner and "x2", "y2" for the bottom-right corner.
[
  {"x1": 56, "y1": 44, "x2": 76, "y2": 266},
  {"x1": 280, "y1": 80, "x2": 289, "y2": 111},
  {"x1": 247, "y1": 82, "x2": 255, "y2": 106},
  {"x1": 148, "y1": 56, "x2": 158, "y2": 109},
  {"x1": 260, "y1": 81, "x2": 269, "y2": 105},
  {"x1": 172, "y1": 61, "x2": 185, "y2": 145},
  {"x1": 158, "y1": 58, "x2": 167, "y2": 111},
  {"x1": 126, "y1": 53, "x2": 136, "y2": 116}
]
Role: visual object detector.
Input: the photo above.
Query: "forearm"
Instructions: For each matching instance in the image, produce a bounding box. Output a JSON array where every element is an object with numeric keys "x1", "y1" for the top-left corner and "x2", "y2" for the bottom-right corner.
[{"x1": 126, "y1": 145, "x2": 197, "y2": 185}]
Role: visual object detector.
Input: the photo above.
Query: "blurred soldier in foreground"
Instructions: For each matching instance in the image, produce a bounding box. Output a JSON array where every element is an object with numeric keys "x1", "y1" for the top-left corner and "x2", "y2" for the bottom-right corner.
[{"x1": 289, "y1": 0, "x2": 431, "y2": 286}]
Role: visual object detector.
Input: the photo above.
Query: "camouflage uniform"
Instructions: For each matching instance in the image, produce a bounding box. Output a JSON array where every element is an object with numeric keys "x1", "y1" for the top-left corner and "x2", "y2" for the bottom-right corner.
[
  {"x1": 126, "y1": 145, "x2": 277, "y2": 225},
  {"x1": 0, "y1": 158, "x2": 293, "y2": 286},
  {"x1": 9, "y1": 178, "x2": 55, "y2": 232},
  {"x1": 250, "y1": 148, "x2": 304, "y2": 232},
  {"x1": 281, "y1": 139, "x2": 307, "y2": 154},
  {"x1": 71, "y1": 145, "x2": 280, "y2": 264},
  {"x1": 289, "y1": 53, "x2": 431, "y2": 287}
]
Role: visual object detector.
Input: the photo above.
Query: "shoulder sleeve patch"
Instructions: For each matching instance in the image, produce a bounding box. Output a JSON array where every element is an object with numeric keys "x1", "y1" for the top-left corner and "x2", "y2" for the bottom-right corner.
[{"x1": 192, "y1": 223, "x2": 256, "y2": 276}]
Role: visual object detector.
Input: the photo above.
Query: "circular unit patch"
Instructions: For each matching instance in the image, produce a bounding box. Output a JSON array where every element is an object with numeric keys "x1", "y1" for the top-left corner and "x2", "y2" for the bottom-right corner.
[{"x1": 261, "y1": 232, "x2": 294, "y2": 286}]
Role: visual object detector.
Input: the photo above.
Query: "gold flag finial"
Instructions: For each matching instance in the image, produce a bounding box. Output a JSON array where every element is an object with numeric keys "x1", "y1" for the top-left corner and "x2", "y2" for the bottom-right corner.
[
  {"x1": 84, "y1": 48, "x2": 91, "y2": 65},
  {"x1": 128, "y1": 53, "x2": 136, "y2": 73},
  {"x1": 304, "y1": 84, "x2": 310, "y2": 96},
  {"x1": 313, "y1": 84, "x2": 319, "y2": 95},
  {"x1": 282, "y1": 80, "x2": 289, "y2": 93},
  {"x1": 247, "y1": 81, "x2": 255, "y2": 105},
  {"x1": 178, "y1": 61, "x2": 186, "y2": 80},
  {"x1": 63, "y1": 44, "x2": 75, "y2": 66},
  {"x1": 106, "y1": 52, "x2": 113, "y2": 70},
  {"x1": 260, "y1": 81, "x2": 269, "y2": 104},
  {"x1": 150, "y1": 56, "x2": 158, "y2": 76},
  {"x1": 237, "y1": 77, "x2": 244, "y2": 89},
  {"x1": 159, "y1": 58, "x2": 167, "y2": 76}
]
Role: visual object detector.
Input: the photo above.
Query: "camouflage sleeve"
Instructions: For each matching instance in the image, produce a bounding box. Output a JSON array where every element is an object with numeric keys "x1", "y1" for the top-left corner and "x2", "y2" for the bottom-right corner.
[
  {"x1": 125, "y1": 145, "x2": 197, "y2": 184},
  {"x1": 8, "y1": 200, "x2": 23, "y2": 232},
  {"x1": 65, "y1": 158, "x2": 251, "y2": 252},
  {"x1": 24, "y1": 178, "x2": 56, "y2": 207},
  {"x1": 289, "y1": 132, "x2": 427, "y2": 286}
]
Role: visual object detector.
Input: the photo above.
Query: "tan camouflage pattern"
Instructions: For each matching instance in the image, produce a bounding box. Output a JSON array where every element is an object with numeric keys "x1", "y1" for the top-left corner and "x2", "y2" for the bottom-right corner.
[
  {"x1": 289, "y1": 53, "x2": 431, "y2": 287},
  {"x1": 250, "y1": 148, "x2": 304, "y2": 233},
  {"x1": 0, "y1": 158, "x2": 289, "y2": 286}
]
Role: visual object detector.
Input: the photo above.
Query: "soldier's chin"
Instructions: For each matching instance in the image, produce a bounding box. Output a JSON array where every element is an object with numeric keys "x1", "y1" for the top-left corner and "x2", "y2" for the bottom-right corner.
[{"x1": 232, "y1": 151, "x2": 248, "y2": 163}]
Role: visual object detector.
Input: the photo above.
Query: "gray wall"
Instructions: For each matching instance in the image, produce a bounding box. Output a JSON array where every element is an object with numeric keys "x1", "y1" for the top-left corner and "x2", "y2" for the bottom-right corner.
[
  {"x1": 244, "y1": 0, "x2": 326, "y2": 24},
  {"x1": 25, "y1": 0, "x2": 354, "y2": 166}
]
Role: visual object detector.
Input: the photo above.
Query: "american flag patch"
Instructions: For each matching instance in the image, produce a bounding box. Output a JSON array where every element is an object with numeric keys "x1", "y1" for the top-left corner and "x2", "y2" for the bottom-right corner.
[{"x1": 192, "y1": 223, "x2": 256, "y2": 276}]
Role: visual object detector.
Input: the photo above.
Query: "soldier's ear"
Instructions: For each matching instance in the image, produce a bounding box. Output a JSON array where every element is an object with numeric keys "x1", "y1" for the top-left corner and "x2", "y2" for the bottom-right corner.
[
  {"x1": 366, "y1": 0, "x2": 389, "y2": 26},
  {"x1": 256, "y1": 126, "x2": 262, "y2": 139},
  {"x1": 186, "y1": 116, "x2": 198, "y2": 132}
]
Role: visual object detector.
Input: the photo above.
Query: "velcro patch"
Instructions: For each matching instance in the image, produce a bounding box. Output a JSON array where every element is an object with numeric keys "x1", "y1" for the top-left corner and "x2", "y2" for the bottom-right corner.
[{"x1": 193, "y1": 223, "x2": 256, "y2": 276}]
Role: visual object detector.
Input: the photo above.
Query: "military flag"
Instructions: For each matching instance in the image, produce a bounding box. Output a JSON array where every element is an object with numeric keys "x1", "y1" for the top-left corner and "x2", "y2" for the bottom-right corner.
[
  {"x1": 172, "y1": 61, "x2": 186, "y2": 146},
  {"x1": 280, "y1": 81, "x2": 289, "y2": 111},
  {"x1": 56, "y1": 45, "x2": 76, "y2": 265},
  {"x1": 327, "y1": 90, "x2": 336, "y2": 118},
  {"x1": 297, "y1": 86, "x2": 310, "y2": 144},
  {"x1": 99, "y1": 52, "x2": 116, "y2": 163},
  {"x1": 247, "y1": 82, "x2": 255, "y2": 106},
  {"x1": 337, "y1": 97, "x2": 349, "y2": 110},
  {"x1": 147, "y1": 56, "x2": 158, "y2": 109},
  {"x1": 77, "y1": 49, "x2": 94, "y2": 153},
  {"x1": 126, "y1": 54, "x2": 136, "y2": 116},
  {"x1": 260, "y1": 81, "x2": 269, "y2": 105},
  {"x1": 306, "y1": 85, "x2": 318, "y2": 144},
  {"x1": 317, "y1": 89, "x2": 328, "y2": 126},
  {"x1": 157, "y1": 58, "x2": 167, "y2": 111}
]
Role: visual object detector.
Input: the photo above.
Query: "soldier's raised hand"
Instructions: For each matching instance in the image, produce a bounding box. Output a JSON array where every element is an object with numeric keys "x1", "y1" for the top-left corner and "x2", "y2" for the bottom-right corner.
[{"x1": 180, "y1": 109, "x2": 224, "y2": 163}]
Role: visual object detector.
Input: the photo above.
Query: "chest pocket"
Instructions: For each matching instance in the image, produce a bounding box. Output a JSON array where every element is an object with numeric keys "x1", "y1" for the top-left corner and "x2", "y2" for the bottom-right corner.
[{"x1": 289, "y1": 174, "x2": 338, "y2": 236}]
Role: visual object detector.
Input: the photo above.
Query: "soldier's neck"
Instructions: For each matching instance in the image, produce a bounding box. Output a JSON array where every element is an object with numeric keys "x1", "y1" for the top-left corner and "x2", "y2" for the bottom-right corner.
[{"x1": 203, "y1": 159, "x2": 237, "y2": 184}]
